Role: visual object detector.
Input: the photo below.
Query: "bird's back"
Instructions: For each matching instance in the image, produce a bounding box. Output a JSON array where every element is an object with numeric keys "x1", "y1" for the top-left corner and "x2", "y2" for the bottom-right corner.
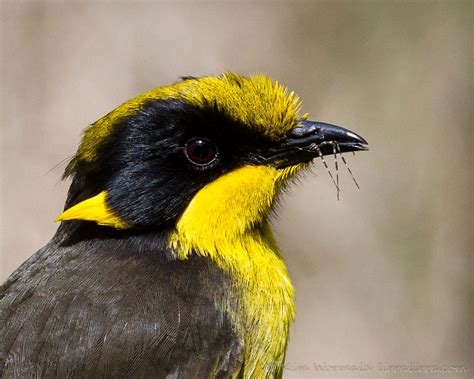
[{"x1": 0, "y1": 235, "x2": 243, "y2": 378}]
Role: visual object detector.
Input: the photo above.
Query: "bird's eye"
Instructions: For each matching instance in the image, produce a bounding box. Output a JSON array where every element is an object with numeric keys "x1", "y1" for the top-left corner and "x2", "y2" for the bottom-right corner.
[{"x1": 185, "y1": 138, "x2": 218, "y2": 166}]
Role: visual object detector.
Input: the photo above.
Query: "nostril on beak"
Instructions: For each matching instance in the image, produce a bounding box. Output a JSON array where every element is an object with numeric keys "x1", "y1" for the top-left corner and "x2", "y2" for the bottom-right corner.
[{"x1": 288, "y1": 121, "x2": 320, "y2": 138}]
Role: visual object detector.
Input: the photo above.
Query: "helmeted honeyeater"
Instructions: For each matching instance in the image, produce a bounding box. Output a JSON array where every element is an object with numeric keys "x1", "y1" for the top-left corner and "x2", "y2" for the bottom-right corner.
[{"x1": 0, "y1": 73, "x2": 368, "y2": 378}]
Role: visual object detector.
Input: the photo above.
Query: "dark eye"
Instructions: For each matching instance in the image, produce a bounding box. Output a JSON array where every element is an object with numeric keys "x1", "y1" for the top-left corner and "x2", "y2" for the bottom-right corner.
[{"x1": 185, "y1": 138, "x2": 218, "y2": 166}]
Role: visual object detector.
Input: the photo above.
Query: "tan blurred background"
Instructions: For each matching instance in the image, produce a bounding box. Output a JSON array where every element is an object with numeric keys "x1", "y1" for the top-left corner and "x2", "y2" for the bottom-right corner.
[{"x1": 1, "y1": 1, "x2": 471, "y2": 378}]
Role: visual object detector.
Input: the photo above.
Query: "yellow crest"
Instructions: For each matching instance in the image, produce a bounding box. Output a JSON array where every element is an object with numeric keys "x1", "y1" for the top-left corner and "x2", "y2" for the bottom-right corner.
[{"x1": 72, "y1": 73, "x2": 302, "y2": 168}]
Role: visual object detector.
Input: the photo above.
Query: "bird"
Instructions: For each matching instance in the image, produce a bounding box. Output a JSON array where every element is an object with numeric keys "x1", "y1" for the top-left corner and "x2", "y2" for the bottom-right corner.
[{"x1": 0, "y1": 73, "x2": 368, "y2": 378}]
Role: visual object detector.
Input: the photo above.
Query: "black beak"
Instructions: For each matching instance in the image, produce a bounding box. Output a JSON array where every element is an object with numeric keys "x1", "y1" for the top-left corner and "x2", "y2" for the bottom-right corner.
[{"x1": 261, "y1": 120, "x2": 368, "y2": 168}]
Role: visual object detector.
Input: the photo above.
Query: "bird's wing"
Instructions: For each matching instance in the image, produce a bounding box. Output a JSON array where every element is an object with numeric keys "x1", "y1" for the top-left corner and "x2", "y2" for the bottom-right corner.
[{"x1": 0, "y1": 241, "x2": 244, "y2": 378}]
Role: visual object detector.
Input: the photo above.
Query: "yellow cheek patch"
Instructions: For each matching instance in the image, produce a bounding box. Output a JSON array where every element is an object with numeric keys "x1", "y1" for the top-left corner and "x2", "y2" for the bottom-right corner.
[
  {"x1": 168, "y1": 163, "x2": 305, "y2": 260},
  {"x1": 168, "y1": 164, "x2": 274, "y2": 260},
  {"x1": 55, "y1": 191, "x2": 128, "y2": 229}
]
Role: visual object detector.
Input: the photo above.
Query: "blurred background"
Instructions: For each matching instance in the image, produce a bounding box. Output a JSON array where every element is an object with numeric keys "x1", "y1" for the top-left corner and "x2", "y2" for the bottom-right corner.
[{"x1": 1, "y1": 1, "x2": 471, "y2": 378}]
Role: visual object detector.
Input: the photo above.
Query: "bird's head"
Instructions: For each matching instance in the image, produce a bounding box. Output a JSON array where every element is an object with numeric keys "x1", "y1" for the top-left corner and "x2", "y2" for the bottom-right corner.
[{"x1": 57, "y1": 73, "x2": 367, "y2": 255}]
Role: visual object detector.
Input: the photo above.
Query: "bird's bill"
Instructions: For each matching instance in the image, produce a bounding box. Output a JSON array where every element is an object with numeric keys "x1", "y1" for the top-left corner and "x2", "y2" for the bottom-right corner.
[{"x1": 262, "y1": 120, "x2": 369, "y2": 168}]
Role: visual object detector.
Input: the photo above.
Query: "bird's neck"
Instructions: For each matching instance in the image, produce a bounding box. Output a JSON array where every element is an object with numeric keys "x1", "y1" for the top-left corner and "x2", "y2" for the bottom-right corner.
[{"x1": 55, "y1": 219, "x2": 294, "y2": 377}]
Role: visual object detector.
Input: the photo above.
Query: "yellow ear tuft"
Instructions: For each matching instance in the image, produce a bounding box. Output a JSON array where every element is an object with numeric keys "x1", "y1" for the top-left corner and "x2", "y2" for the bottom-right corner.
[{"x1": 55, "y1": 191, "x2": 128, "y2": 229}]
